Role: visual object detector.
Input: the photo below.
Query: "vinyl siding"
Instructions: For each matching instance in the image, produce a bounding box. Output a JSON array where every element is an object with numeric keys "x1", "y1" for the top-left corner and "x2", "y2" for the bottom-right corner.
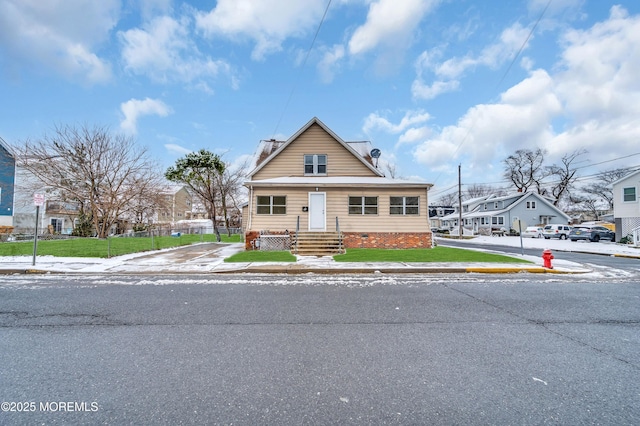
[
  {"x1": 613, "y1": 173, "x2": 640, "y2": 218},
  {"x1": 0, "y1": 144, "x2": 15, "y2": 224},
  {"x1": 252, "y1": 124, "x2": 376, "y2": 180},
  {"x1": 249, "y1": 187, "x2": 430, "y2": 233}
]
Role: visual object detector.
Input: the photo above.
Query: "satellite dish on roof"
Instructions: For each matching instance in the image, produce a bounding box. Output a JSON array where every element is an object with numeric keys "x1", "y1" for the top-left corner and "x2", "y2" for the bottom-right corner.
[{"x1": 370, "y1": 148, "x2": 381, "y2": 167}]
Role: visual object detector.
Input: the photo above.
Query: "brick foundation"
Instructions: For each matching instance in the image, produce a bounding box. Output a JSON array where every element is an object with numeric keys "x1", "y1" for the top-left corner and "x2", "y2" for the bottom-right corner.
[
  {"x1": 246, "y1": 231, "x2": 433, "y2": 250},
  {"x1": 343, "y1": 232, "x2": 433, "y2": 249},
  {"x1": 244, "y1": 230, "x2": 291, "y2": 250},
  {"x1": 245, "y1": 231, "x2": 260, "y2": 250}
]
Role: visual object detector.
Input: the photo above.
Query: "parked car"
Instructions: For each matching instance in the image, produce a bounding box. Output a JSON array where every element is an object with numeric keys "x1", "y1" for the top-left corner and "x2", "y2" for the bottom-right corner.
[
  {"x1": 522, "y1": 226, "x2": 544, "y2": 238},
  {"x1": 569, "y1": 225, "x2": 616, "y2": 242},
  {"x1": 543, "y1": 224, "x2": 572, "y2": 240}
]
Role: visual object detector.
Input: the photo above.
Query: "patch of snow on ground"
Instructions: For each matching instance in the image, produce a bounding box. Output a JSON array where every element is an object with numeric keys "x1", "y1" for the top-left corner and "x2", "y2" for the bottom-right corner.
[{"x1": 442, "y1": 235, "x2": 640, "y2": 256}]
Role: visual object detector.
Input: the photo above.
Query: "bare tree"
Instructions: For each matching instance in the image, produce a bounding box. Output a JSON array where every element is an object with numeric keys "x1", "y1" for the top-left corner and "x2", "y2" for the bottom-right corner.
[
  {"x1": 433, "y1": 191, "x2": 458, "y2": 206},
  {"x1": 503, "y1": 148, "x2": 546, "y2": 193},
  {"x1": 14, "y1": 124, "x2": 165, "y2": 238},
  {"x1": 383, "y1": 162, "x2": 399, "y2": 179},
  {"x1": 465, "y1": 184, "x2": 496, "y2": 199},
  {"x1": 580, "y1": 168, "x2": 630, "y2": 210},
  {"x1": 127, "y1": 178, "x2": 172, "y2": 231},
  {"x1": 569, "y1": 194, "x2": 604, "y2": 221},
  {"x1": 545, "y1": 149, "x2": 586, "y2": 206},
  {"x1": 215, "y1": 157, "x2": 249, "y2": 236}
]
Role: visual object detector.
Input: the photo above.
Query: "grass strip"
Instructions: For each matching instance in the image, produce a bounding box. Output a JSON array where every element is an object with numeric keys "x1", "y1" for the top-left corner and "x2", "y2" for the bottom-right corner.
[{"x1": 224, "y1": 250, "x2": 296, "y2": 263}]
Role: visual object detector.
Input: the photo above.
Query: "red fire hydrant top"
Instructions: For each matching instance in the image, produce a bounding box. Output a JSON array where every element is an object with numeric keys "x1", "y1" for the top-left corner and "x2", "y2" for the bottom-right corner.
[{"x1": 542, "y1": 249, "x2": 554, "y2": 269}]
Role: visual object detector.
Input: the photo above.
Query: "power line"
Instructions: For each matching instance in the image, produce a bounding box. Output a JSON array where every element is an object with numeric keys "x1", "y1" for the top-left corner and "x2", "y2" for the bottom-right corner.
[
  {"x1": 431, "y1": 0, "x2": 553, "y2": 186},
  {"x1": 271, "y1": 0, "x2": 332, "y2": 138},
  {"x1": 494, "y1": 0, "x2": 552, "y2": 90},
  {"x1": 431, "y1": 163, "x2": 640, "y2": 202},
  {"x1": 574, "y1": 152, "x2": 640, "y2": 170}
]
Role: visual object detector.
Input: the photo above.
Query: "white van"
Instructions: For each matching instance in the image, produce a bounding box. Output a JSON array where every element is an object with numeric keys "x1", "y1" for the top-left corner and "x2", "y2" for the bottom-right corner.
[{"x1": 543, "y1": 224, "x2": 572, "y2": 240}]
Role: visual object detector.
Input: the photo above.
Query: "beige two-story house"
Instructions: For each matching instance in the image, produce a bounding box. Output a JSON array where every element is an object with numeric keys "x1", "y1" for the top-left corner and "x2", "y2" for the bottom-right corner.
[{"x1": 243, "y1": 117, "x2": 433, "y2": 252}]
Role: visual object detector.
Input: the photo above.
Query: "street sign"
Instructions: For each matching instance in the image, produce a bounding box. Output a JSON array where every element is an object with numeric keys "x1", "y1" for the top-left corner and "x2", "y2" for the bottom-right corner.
[{"x1": 33, "y1": 193, "x2": 45, "y2": 206}]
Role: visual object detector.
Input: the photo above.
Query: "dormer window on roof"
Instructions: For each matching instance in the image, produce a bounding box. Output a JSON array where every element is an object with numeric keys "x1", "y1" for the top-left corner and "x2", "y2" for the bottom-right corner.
[{"x1": 304, "y1": 154, "x2": 327, "y2": 175}]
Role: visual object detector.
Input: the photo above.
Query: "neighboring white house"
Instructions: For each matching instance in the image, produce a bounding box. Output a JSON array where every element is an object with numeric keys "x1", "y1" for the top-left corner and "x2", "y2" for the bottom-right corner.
[
  {"x1": 441, "y1": 192, "x2": 571, "y2": 235},
  {"x1": 612, "y1": 169, "x2": 640, "y2": 242}
]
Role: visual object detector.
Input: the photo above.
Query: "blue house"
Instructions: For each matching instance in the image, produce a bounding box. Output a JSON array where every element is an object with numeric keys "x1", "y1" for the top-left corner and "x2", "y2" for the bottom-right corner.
[{"x1": 0, "y1": 137, "x2": 15, "y2": 230}]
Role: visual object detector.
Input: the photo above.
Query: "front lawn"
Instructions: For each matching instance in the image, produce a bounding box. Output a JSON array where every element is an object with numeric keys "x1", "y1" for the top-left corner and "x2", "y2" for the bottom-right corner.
[
  {"x1": 223, "y1": 247, "x2": 529, "y2": 263},
  {"x1": 0, "y1": 234, "x2": 242, "y2": 258},
  {"x1": 333, "y1": 247, "x2": 530, "y2": 263}
]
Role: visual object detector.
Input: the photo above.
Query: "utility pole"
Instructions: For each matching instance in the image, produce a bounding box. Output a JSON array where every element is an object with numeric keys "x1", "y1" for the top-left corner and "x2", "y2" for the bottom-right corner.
[{"x1": 458, "y1": 164, "x2": 463, "y2": 239}]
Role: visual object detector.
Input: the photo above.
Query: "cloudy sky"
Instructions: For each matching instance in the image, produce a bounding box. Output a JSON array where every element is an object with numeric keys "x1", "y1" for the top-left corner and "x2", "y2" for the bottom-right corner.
[{"x1": 1, "y1": 0, "x2": 639, "y2": 201}]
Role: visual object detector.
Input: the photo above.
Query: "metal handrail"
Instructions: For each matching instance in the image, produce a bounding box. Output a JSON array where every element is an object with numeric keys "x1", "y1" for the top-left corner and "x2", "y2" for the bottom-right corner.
[
  {"x1": 336, "y1": 216, "x2": 344, "y2": 253},
  {"x1": 295, "y1": 216, "x2": 300, "y2": 254}
]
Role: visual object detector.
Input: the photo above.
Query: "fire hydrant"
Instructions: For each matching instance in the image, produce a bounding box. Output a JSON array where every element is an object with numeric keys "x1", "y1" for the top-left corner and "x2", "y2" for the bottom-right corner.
[{"x1": 542, "y1": 249, "x2": 554, "y2": 269}]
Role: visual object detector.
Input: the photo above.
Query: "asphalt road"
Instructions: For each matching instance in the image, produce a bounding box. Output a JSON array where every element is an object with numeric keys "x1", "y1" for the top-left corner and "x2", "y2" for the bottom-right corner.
[{"x1": 1, "y1": 274, "x2": 639, "y2": 425}]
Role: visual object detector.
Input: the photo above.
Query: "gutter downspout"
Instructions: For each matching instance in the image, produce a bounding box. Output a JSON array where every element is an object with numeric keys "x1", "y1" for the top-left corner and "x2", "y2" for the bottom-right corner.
[
  {"x1": 427, "y1": 186, "x2": 435, "y2": 248},
  {"x1": 248, "y1": 185, "x2": 254, "y2": 231}
]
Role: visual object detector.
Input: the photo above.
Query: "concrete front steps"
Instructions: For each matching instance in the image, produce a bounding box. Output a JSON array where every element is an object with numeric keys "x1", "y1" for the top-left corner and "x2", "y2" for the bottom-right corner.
[{"x1": 292, "y1": 231, "x2": 344, "y2": 256}]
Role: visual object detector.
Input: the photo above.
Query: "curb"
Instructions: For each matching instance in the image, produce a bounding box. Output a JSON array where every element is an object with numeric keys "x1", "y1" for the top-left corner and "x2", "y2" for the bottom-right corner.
[
  {"x1": 0, "y1": 269, "x2": 52, "y2": 275},
  {"x1": 612, "y1": 253, "x2": 640, "y2": 259},
  {"x1": 0, "y1": 264, "x2": 589, "y2": 275},
  {"x1": 215, "y1": 266, "x2": 583, "y2": 275}
]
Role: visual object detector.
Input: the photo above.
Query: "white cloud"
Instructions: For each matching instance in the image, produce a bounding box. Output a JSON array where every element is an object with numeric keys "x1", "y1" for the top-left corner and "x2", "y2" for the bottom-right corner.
[
  {"x1": 363, "y1": 110, "x2": 431, "y2": 134},
  {"x1": 414, "y1": 6, "x2": 640, "y2": 181},
  {"x1": 412, "y1": 22, "x2": 532, "y2": 100},
  {"x1": 413, "y1": 137, "x2": 461, "y2": 174},
  {"x1": 195, "y1": 0, "x2": 327, "y2": 61},
  {"x1": 398, "y1": 126, "x2": 432, "y2": 145},
  {"x1": 0, "y1": 0, "x2": 118, "y2": 84},
  {"x1": 138, "y1": 0, "x2": 173, "y2": 20},
  {"x1": 414, "y1": 69, "x2": 561, "y2": 170},
  {"x1": 363, "y1": 110, "x2": 433, "y2": 151},
  {"x1": 317, "y1": 44, "x2": 346, "y2": 84},
  {"x1": 548, "y1": 5, "x2": 640, "y2": 158},
  {"x1": 119, "y1": 15, "x2": 233, "y2": 87},
  {"x1": 120, "y1": 98, "x2": 173, "y2": 135},
  {"x1": 554, "y1": 5, "x2": 640, "y2": 123},
  {"x1": 164, "y1": 143, "x2": 192, "y2": 156},
  {"x1": 348, "y1": 0, "x2": 439, "y2": 56},
  {"x1": 411, "y1": 79, "x2": 460, "y2": 100}
]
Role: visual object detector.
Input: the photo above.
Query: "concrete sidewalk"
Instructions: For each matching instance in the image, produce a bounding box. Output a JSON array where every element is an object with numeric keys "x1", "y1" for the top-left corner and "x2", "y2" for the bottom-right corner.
[{"x1": 0, "y1": 243, "x2": 591, "y2": 275}]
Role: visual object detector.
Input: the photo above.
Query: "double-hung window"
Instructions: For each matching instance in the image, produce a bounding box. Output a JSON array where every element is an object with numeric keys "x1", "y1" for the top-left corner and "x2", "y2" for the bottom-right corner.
[
  {"x1": 623, "y1": 187, "x2": 636, "y2": 202},
  {"x1": 257, "y1": 196, "x2": 286, "y2": 215},
  {"x1": 50, "y1": 218, "x2": 63, "y2": 233},
  {"x1": 491, "y1": 216, "x2": 505, "y2": 225},
  {"x1": 390, "y1": 196, "x2": 419, "y2": 215},
  {"x1": 304, "y1": 154, "x2": 327, "y2": 175},
  {"x1": 349, "y1": 196, "x2": 378, "y2": 215}
]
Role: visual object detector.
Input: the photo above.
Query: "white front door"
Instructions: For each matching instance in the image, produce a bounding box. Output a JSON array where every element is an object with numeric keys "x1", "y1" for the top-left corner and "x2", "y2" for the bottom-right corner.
[{"x1": 308, "y1": 192, "x2": 326, "y2": 231}]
